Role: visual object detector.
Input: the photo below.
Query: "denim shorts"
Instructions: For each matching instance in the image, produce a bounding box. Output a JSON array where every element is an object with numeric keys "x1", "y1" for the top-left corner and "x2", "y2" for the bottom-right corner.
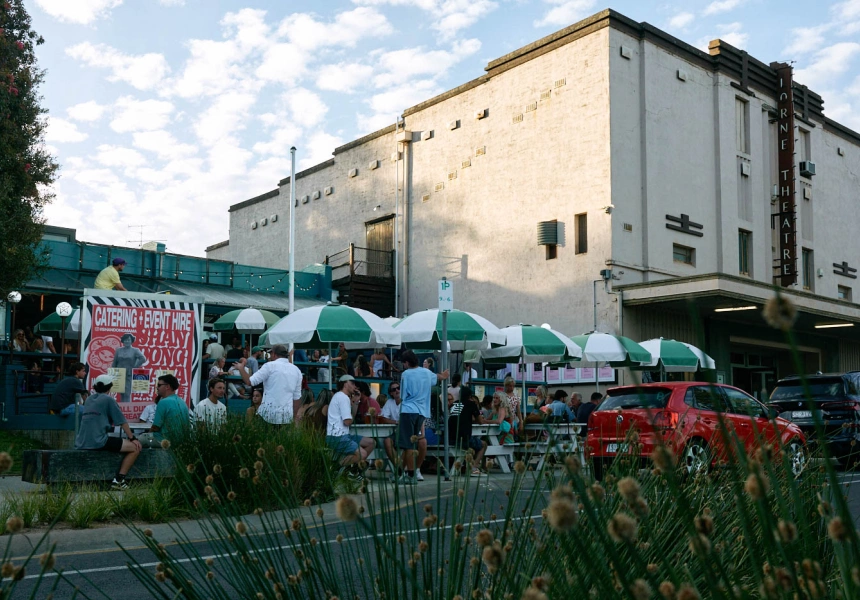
[{"x1": 326, "y1": 434, "x2": 363, "y2": 456}]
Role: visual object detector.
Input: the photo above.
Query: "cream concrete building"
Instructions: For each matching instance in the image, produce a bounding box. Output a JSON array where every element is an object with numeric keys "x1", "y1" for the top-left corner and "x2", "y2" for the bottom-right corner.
[{"x1": 207, "y1": 9, "x2": 860, "y2": 394}]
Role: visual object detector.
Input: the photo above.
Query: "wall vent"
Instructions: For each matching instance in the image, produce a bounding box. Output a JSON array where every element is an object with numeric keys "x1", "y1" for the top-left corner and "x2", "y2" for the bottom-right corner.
[
  {"x1": 348, "y1": 168, "x2": 358, "y2": 178},
  {"x1": 302, "y1": 195, "x2": 310, "y2": 204},
  {"x1": 390, "y1": 151, "x2": 401, "y2": 162},
  {"x1": 369, "y1": 160, "x2": 379, "y2": 170},
  {"x1": 525, "y1": 102, "x2": 537, "y2": 112},
  {"x1": 461, "y1": 158, "x2": 471, "y2": 169},
  {"x1": 838, "y1": 147, "x2": 845, "y2": 156},
  {"x1": 512, "y1": 114, "x2": 523, "y2": 124},
  {"x1": 448, "y1": 119, "x2": 460, "y2": 130},
  {"x1": 475, "y1": 108, "x2": 487, "y2": 119},
  {"x1": 803, "y1": 186, "x2": 812, "y2": 200},
  {"x1": 554, "y1": 78, "x2": 566, "y2": 88},
  {"x1": 540, "y1": 90, "x2": 552, "y2": 101},
  {"x1": 740, "y1": 162, "x2": 751, "y2": 177},
  {"x1": 261, "y1": 217, "x2": 268, "y2": 226},
  {"x1": 421, "y1": 130, "x2": 433, "y2": 141},
  {"x1": 312, "y1": 191, "x2": 321, "y2": 200},
  {"x1": 620, "y1": 46, "x2": 632, "y2": 59},
  {"x1": 271, "y1": 214, "x2": 278, "y2": 223},
  {"x1": 434, "y1": 182, "x2": 444, "y2": 192},
  {"x1": 448, "y1": 170, "x2": 457, "y2": 181},
  {"x1": 324, "y1": 186, "x2": 333, "y2": 196},
  {"x1": 251, "y1": 221, "x2": 258, "y2": 230},
  {"x1": 422, "y1": 193, "x2": 431, "y2": 203},
  {"x1": 475, "y1": 146, "x2": 486, "y2": 156},
  {"x1": 623, "y1": 223, "x2": 633, "y2": 232},
  {"x1": 677, "y1": 69, "x2": 688, "y2": 81}
]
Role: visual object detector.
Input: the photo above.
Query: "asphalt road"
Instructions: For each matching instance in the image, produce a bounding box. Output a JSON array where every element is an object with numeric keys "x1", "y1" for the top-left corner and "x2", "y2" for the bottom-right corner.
[{"x1": 7, "y1": 470, "x2": 860, "y2": 600}]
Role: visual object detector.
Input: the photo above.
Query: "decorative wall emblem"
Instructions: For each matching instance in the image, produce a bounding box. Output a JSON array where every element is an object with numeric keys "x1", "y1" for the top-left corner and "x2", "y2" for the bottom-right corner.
[
  {"x1": 665, "y1": 214, "x2": 704, "y2": 237},
  {"x1": 833, "y1": 261, "x2": 858, "y2": 279}
]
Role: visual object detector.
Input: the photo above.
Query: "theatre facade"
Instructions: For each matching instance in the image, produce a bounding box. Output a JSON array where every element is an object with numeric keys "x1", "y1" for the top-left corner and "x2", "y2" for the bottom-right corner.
[{"x1": 208, "y1": 9, "x2": 860, "y2": 396}]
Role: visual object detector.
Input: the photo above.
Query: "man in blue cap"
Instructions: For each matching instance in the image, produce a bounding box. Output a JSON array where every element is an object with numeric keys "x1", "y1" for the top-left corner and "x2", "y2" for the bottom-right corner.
[{"x1": 95, "y1": 258, "x2": 128, "y2": 291}]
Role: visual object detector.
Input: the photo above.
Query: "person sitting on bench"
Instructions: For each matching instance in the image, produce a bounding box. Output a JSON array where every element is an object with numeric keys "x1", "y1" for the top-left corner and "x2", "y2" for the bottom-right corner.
[
  {"x1": 138, "y1": 374, "x2": 190, "y2": 448},
  {"x1": 49, "y1": 362, "x2": 89, "y2": 416},
  {"x1": 74, "y1": 374, "x2": 141, "y2": 490}
]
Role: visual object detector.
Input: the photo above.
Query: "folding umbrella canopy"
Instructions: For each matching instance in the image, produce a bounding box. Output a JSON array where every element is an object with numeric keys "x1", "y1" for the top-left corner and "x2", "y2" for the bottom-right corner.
[
  {"x1": 259, "y1": 304, "x2": 401, "y2": 388},
  {"x1": 394, "y1": 309, "x2": 506, "y2": 350},
  {"x1": 636, "y1": 338, "x2": 716, "y2": 373},
  {"x1": 213, "y1": 308, "x2": 281, "y2": 334},
  {"x1": 482, "y1": 324, "x2": 583, "y2": 417},
  {"x1": 567, "y1": 332, "x2": 652, "y2": 393},
  {"x1": 35, "y1": 309, "x2": 81, "y2": 339}
]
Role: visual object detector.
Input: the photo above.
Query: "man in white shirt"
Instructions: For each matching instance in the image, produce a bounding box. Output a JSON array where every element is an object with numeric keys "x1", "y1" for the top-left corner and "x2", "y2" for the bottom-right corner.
[
  {"x1": 195, "y1": 379, "x2": 227, "y2": 428},
  {"x1": 326, "y1": 375, "x2": 375, "y2": 474},
  {"x1": 237, "y1": 344, "x2": 302, "y2": 425},
  {"x1": 462, "y1": 362, "x2": 478, "y2": 386},
  {"x1": 205, "y1": 334, "x2": 225, "y2": 361},
  {"x1": 379, "y1": 382, "x2": 402, "y2": 464}
]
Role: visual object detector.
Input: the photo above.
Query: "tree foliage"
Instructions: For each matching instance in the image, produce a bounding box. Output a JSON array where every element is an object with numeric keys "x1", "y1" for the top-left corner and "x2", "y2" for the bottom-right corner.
[{"x1": 0, "y1": 0, "x2": 57, "y2": 298}]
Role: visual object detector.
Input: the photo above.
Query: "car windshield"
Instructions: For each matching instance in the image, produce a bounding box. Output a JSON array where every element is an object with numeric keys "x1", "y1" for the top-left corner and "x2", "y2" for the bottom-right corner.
[
  {"x1": 770, "y1": 378, "x2": 844, "y2": 401},
  {"x1": 599, "y1": 388, "x2": 672, "y2": 410}
]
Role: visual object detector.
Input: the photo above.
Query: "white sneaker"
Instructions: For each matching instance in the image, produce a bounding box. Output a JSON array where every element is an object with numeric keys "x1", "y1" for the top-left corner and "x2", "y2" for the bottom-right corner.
[{"x1": 415, "y1": 468, "x2": 424, "y2": 481}]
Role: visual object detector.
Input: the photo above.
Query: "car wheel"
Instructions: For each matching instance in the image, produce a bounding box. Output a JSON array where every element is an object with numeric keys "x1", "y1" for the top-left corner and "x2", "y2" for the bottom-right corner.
[
  {"x1": 784, "y1": 438, "x2": 807, "y2": 477},
  {"x1": 683, "y1": 439, "x2": 710, "y2": 477}
]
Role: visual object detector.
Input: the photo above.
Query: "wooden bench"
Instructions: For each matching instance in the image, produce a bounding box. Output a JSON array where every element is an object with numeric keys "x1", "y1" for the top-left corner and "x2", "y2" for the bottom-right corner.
[
  {"x1": 521, "y1": 423, "x2": 585, "y2": 471},
  {"x1": 21, "y1": 449, "x2": 175, "y2": 484}
]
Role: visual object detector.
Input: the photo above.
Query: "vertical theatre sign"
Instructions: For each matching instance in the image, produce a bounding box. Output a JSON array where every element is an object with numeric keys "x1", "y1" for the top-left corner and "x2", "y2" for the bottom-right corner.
[
  {"x1": 80, "y1": 290, "x2": 205, "y2": 421},
  {"x1": 773, "y1": 62, "x2": 797, "y2": 286}
]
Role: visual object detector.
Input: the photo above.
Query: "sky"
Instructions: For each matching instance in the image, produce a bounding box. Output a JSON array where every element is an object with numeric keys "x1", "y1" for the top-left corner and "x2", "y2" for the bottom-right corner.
[{"x1": 28, "y1": 0, "x2": 860, "y2": 257}]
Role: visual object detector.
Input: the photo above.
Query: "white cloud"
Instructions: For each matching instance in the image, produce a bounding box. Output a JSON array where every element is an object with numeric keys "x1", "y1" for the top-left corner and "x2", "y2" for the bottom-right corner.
[
  {"x1": 288, "y1": 89, "x2": 328, "y2": 128},
  {"x1": 373, "y1": 42, "x2": 481, "y2": 88},
  {"x1": 221, "y1": 8, "x2": 272, "y2": 52},
  {"x1": 796, "y1": 42, "x2": 860, "y2": 89},
  {"x1": 110, "y1": 97, "x2": 174, "y2": 133},
  {"x1": 278, "y1": 7, "x2": 393, "y2": 51},
  {"x1": 193, "y1": 91, "x2": 257, "y2": 147},
  {"x1": 66, "y1": 42, "x2": 170, "y2": 91},
  {"x1": 667, "y1": 12, "x2": 695, "y2": 31},
  {"x1": 784, "y1": 24, "x2": 832, "y2": 56},
  {"x1": 699, "y1": 22, "x2": 749, "y2": 51},
  {"x1": 95, "y1": 145, "x2": 148, "y2": 169},
  {"x1": 169, "y1": 39, "x2": 255, "y2": 98},
  {"x1": 66, "y1": 101, "x2": 107, "y2": 122},
  {"x1": 534, "y1": 0, "x2": 596, "y2": 28},
  {"x1": 132, "y1": 131, "x2": 198, "y2": 161},
  {"x1": 352, "y1": 0, "x2": 494, "y2": 38},
  {"x1": 316, "y1": 63, "x2": 375, "y2": 93},
  {"x1": 45, "y1": 117, "x2": 88, "y2": 143},
  {"x1": 159, "y1": 0, "x2": 185, "y2": 5},
  {"x1": 255, "y1": 43, "x2": 310, "y2": 85},
  {"x1": 252, "y1": 123, "x2": 304, "y2": 157},
  {"x1": 34, "y1": 0, "x2": 122, "y2": 25},
  {"x1": 835, "y1": 0, "x2": 860, "y2": 20},
  {"x1": 367, "y1": 79, "x2": 441, "y2": 116},
  {"x1": 703, "y1": 0, "x2": 744, "y2": 16}
]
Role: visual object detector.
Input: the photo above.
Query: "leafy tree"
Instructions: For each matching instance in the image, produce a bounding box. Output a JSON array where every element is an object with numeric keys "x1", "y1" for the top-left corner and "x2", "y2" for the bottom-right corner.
[{"x1": 0, "y1": 0, "x2": 57, "y2": 298}]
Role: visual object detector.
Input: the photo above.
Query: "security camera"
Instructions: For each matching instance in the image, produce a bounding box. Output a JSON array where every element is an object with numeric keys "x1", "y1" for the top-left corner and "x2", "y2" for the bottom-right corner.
[{"x1": 602, "y1": 205, "x2": 615, "y2": 214}]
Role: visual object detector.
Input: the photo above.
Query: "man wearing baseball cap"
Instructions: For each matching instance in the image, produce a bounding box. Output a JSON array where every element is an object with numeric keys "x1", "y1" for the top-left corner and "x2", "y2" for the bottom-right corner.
[
  {"x1": 94, "y1": 258, "x2": 128, "y2": 291},
  {"x1": 75, "y1": 374, "x2": 141, "y2": 490}
]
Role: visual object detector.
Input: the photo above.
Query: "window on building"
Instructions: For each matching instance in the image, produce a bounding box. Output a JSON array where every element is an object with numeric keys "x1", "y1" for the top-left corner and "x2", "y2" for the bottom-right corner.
[
  {"x1": 673, "y1": 244, "x2": 695, "y2": 266},
  {"x1": 574, "y1": 213, "x2": 587, "y2": 254},
  {"x1": 799, "y1": 129, "x2": 811, "y2": 163},
  {"x1": 738, "y1": 230, "x2": 752, "y2": 276},
  {"x1": 735, "y1": 97, "x2": 750, "y2": 154},
  {"x1": 802, "y1": 249, "x2": 814, "y2": 291},
  {"x1": 838, "y1": 285, "x2": 852, "y2": 302}
]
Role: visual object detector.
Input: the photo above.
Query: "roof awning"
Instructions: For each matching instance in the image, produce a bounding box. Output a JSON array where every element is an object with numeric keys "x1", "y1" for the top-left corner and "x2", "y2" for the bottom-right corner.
[
  {"x1": 162, "y1": 281, "x2": 327, "y2": 313},
  {"x1": 26, "y1": 269, "x2": 161, "y2": 294}
]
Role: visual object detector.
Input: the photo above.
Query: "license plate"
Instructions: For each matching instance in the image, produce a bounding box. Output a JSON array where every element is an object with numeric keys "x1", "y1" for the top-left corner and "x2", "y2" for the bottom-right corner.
[
  {"x1": 606, "y1": 443, "x2": 628, "y2": 454},
  {"x1": 792, "y1": 411, "x2": 812, "y2": 419}
]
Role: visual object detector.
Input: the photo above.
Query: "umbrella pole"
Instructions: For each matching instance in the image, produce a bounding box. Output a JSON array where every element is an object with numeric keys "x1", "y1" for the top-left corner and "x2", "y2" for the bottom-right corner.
[
  {"x1": 59, "y1": 316, "x2": 67, "y2": 378},
  {"x1": 328, "y1": 343, "x2": 332, "y2": 391},
  {"x1": 442, "y1": 311, "x2": 450, "y2": 481},
  {"x1": 595, "y1": 363, "x2": 600, "y2": 395},
  {"x1": 521, "y1": 352, "x2": 527, "y2": 419}
]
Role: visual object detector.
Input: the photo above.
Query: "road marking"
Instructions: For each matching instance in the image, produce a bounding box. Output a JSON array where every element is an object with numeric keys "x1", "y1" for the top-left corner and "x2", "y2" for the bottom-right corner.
[{"x1": 22, "y1": 510, "x2": 542, "y2": 582}]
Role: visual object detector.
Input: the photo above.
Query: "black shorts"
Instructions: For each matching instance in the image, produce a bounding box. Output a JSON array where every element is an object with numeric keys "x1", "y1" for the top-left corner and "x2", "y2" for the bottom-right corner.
[
  {"x1": 96, "y1": 437, "x2": 124, "y2": 453},
  {"x1": 398, "y1": 413, "x2": 425, "y2": 450}
]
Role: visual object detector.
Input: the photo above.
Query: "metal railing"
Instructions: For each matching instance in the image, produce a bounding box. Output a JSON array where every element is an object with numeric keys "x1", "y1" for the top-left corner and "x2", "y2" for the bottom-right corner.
[{"x1": 325, "y1": 244, "x2": 394, "y2": 279}]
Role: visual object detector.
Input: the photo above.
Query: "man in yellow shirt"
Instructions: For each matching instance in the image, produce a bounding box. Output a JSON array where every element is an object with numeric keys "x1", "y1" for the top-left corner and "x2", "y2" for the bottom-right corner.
[{"x1": 94, "y1": 258, "x2": 127, "y2": 291}]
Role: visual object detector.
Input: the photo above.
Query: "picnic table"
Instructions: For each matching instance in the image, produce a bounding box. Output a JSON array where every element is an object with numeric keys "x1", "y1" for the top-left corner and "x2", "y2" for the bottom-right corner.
[
  {"x1": 349, "y1": 423, "x2": 396, "y2": 464},
  {"x1": 111, "y1": 422, "x2": 153, "y2": 438},
  {"x1": 523, "y1": 422, "x2": 584, "y2": 471},
  {"x1": 425, "y1": 423, "x2": 517, "y2": 474}
]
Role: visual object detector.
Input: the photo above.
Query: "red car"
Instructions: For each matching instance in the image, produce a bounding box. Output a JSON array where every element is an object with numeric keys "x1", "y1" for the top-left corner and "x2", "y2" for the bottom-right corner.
[{"x1": 586, "y1": 382, "x2": 807, "y2": 480}]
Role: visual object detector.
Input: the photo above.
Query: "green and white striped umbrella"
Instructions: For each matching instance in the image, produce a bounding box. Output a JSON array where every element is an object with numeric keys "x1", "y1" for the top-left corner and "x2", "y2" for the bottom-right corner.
[
  {"x1": 213, "y1": 308, "x2": 281, "y2": 334},
  {"x1": 482, "y1": 324, "x2": 582, "y2": 363},
  {"x1": 259, "y1": 304, "x2": 401, "y2": 348},
  {"x1": 395, "y1": 309, "x2": 505, "y2": 351},
  {"x1": 569, "y1": 332, "x2": 652, "y2": 366},
  {"x1": 637, "y1": 338, "x2": 716, "y2": 372},
  {"x1": 34, "y1": 309, "x2": 81, "y2": 339}
]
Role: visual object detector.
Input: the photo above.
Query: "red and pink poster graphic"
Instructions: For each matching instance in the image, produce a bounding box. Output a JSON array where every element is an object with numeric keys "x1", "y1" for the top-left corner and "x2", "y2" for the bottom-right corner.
[{"x1": 81, "y1": 291, "x2": 204, "y2": 421}]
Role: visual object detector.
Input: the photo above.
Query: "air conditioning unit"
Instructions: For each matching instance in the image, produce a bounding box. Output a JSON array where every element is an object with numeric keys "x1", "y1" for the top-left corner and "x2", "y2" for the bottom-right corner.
[
  {"x1": 800, "y1": 161, "x2": 816, "y2": 177},
  {"x1": 475, "y1": 109, "x2": 487, "y2": 119}
]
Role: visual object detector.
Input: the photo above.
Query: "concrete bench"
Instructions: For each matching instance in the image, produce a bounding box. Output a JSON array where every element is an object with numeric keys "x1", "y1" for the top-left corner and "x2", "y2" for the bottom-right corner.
[{"x1": 21, "y1": 449, "x2": 175, "y2": 484}]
